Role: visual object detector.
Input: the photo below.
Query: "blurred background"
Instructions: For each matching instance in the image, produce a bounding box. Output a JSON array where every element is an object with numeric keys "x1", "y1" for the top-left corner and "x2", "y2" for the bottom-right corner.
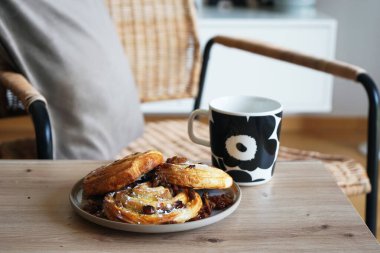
[{"x1": 144, "y1": 0, "x2": 380, "y2": 117}]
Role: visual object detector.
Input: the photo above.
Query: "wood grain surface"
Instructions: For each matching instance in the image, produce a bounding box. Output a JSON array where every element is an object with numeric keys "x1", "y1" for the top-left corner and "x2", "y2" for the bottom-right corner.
[{"x1": 0, "y1": 160, "x2": 378, "y2": 252}]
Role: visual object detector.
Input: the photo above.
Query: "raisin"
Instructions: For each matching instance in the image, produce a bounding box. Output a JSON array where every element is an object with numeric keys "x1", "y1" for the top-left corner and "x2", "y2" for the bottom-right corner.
[
  {"x1": 173, "y1": 200, "x2": 184, "y2": 209},
  {"x1": 142, "y1": 205, "x2": 155, "y2": 214}
]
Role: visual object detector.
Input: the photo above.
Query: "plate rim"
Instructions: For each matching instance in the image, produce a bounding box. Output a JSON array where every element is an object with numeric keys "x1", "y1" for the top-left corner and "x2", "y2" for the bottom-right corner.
[{"x1": 69, "y1": 178, "x2": 241, "y2": 233}]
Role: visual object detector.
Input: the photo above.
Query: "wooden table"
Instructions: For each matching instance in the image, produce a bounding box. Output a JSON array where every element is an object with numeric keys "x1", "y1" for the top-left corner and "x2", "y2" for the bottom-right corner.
[{"x1": 0, "y1": 160, "x2": 379, "y2": 252}]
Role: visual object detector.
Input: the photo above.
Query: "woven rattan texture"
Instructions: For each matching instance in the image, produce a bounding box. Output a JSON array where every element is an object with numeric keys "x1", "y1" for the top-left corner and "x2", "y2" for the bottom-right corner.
[
  {"x1": 105, "y1": 0, "x2": 201, "y2": 102},
  {"x1": 119, "y1": 119, "x2": 371, "y2": 196}
]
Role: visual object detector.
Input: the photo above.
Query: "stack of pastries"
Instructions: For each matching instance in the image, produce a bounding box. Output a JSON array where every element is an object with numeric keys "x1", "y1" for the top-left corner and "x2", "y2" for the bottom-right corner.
[{"x1": 82, "y1": 150, "x2": 235, "y2": 224}]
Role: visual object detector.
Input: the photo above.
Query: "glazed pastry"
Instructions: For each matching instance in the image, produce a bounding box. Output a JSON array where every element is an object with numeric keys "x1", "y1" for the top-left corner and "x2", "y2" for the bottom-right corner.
[
  {"x1": 103, "y1": 182, "x2": 202, "y2": 224},
  {"x1": 83, "y1": 150, "x2": 164, "y2": 196},
  {"x1": 156, "y1": 163, "x2": 233, "y2": 189}
]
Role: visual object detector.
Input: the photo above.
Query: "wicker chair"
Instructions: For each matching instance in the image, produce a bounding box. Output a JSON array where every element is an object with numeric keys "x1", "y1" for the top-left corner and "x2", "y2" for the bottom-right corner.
[{"x1": 0, "y1": 0, "x2": 378, "y2": 235}]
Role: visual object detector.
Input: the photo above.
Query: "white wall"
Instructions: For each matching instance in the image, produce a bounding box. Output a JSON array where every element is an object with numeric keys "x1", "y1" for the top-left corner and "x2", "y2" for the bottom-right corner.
[{"x1": 316, "y1": 0, "x2": 380, "y2": 116}]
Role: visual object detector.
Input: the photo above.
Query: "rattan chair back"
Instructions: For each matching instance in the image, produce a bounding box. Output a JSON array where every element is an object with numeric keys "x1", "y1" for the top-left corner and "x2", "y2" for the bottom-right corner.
[{"x1": 105, "y1": 0, "x2": 201, "y2": 102}]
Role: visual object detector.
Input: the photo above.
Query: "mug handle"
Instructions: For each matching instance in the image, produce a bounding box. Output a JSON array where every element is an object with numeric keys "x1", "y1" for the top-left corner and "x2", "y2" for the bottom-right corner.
[{"x1": 188, "y1": 109, "x2": 210, "y2": 147}]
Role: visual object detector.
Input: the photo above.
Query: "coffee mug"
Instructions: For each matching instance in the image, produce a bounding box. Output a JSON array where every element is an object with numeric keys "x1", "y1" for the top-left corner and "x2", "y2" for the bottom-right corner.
[{"x1": 188, "y1": 96, "x2": 283, "y2": 186}]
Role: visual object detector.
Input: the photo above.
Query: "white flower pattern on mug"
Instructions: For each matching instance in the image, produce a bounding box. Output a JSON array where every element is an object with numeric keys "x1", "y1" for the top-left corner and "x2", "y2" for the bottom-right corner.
[{"x1": 225, "y1": 135, "x2": 257, "y2": 161}]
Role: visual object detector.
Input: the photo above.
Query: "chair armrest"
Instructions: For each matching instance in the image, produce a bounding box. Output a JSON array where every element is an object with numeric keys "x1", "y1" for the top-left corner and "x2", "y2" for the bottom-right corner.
[
  {"x1": 212, "y1": 35, "x2": 365, "y2": 81},
  {"x1": 0, "y1": 71, "x2": 53, "y2": 159},
  {"x1": 0, "y1": 71, "x2": 47, "y2": 111}
]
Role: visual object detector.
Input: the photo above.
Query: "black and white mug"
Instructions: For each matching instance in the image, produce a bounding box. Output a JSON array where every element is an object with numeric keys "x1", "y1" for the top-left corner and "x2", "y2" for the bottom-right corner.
[{"x1": 188, "y1": 96, "x2": 283, "y2": 186}]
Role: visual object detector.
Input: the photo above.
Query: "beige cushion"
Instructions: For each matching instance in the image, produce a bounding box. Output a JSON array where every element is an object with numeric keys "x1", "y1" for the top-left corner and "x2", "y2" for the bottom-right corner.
[{"x1": 0, "y1": 0, "x2": 144, "y2": 159}]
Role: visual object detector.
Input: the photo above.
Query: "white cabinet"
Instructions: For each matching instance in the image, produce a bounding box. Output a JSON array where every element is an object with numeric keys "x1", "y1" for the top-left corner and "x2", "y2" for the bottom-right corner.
[{"x1": 142, "y1": 7, "x2": 337, "y2": 115}]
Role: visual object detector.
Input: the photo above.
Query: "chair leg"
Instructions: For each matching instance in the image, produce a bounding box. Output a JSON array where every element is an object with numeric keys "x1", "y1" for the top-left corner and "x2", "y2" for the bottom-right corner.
[
  {"x1": 28, "y1": 100, "x2": 53, "y2": 159},
  {"x1": 357, "y1": 73, "x2": 379, "y2": 236}
]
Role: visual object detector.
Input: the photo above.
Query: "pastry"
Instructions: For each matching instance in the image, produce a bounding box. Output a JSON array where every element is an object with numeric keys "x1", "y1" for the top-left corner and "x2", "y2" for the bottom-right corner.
[
  {"x1": 83, "y1": 150, "x2": 164, "y2": 196},
  {"x1": 156, "y1": 163, "x2": 233, "y2": 189},
  {"x1": 103, "y1": 182, "x2": 202, "y2": 224}
]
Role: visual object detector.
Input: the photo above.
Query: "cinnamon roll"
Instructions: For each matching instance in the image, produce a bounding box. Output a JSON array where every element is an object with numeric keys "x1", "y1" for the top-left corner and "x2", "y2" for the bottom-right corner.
[{"x1": 103, "y1": 182, "x2": 202, "y2": 224}]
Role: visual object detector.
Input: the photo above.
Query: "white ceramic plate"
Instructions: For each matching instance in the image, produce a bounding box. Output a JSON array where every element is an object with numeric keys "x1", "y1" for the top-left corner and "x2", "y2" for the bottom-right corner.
[{"x1": 70, "y1": 179, "x2": 241, "y2": 233}]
